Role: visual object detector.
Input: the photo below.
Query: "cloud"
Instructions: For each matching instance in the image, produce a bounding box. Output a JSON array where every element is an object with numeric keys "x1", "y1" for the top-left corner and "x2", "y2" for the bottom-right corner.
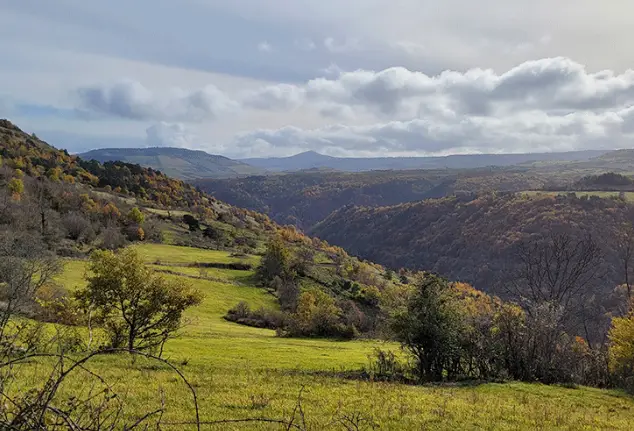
[
  {"x1": 74, "y1": 58, "x2": 634, "y2": 123},
  {"x1": 76, "y1": 80, "x2": 237, "y2": 121},
  {"x1": 70, "y1": 57, "x2": 634, "y2": 158},
  {"x1": 241, "y1": 84, "x2": 306, "y2": 110},
  {"x1": 226, "y1": 57, "x2": 634, "y2": 120},
  {"x1": 257, "y1": 41, "x2": 273, "y2": 53},
  {"x1": 323, "y1": 37, "x2": 362, "y2": 53},
  {"x1": 233, "y1": 107, "x2": 634, "y2": 157},
  {"x1": 145, "y1": 122, "x2": 196, "y2": 148}
]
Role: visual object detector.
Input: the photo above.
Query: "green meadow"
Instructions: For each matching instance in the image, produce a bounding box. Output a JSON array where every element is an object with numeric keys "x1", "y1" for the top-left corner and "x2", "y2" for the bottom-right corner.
[{"x1": 22, "y1": 244, "x2": 634, "y2": 429}]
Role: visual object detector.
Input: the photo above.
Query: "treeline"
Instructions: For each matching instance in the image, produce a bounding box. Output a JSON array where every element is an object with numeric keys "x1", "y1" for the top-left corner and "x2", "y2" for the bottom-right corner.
[
  {"x1": 569, "y1": 172, "x2": 634, "y2": 191},
  {"x1": 373, "y1": 270, "x2": 634, "y2": 391},
  {"x1": 312, "y1": 192, "x2": 632, "y2": 291}
]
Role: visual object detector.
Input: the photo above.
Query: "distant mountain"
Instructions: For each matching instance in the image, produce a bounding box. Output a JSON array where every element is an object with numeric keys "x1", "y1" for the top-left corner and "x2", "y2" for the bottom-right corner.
[
  {"x1": 239, "y1": 150, "x2": 609, "y2": 172},
  {"x1": 239, "y1": 151, "x2": 336, "y2": 171},
  {"x1": 79, "y1": 147, "x2": 265, "y2": 180}
]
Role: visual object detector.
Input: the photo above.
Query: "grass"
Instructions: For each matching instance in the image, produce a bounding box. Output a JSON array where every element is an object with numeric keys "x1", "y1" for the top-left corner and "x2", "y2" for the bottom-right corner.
[
  {"x1": 31, "y1": 244, "x2": 634, "y2": 429},
  {"x1": 144, "y1": 207, "x2": 191, "y2": 218},
  {"x1": 132, "y1": 243, "x2": 261, "y2": 266}
]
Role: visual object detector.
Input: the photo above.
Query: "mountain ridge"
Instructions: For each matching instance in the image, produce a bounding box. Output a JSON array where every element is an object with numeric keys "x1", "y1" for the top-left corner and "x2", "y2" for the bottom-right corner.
[
  {"x1": 239, "y1": 149, "x2": 609, "y2": 172},
  {"x1": 80, "y1": 147, "x2": 265, "y2": 180}
]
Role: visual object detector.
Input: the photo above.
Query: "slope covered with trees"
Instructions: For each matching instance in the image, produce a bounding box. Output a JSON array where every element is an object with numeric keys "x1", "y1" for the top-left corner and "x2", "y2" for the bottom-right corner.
[
  {"x1": 196, "y1": 168, "x2": 548, "y2": 229},
  {"x1": 80, "y1": 147, "x2": 265, "y2": 180},
  {"x1": 4, "y1": 118, "x2": 634, "y2": 428},
  {"x1": 311, "y1": 193, "x2": 634, "y2": 304},
  {"x1": 0, "y1": 119, "x2": 402, "y2": 339}
]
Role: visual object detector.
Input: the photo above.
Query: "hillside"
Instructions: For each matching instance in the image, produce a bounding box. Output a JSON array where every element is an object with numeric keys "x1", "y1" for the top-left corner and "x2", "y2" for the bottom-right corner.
[
  {"x1": 4, "y1": 118, "x2": 634, "y2": 428},
  {"x1": 240, "y1": 149, "x2": 606, "y2": 172},
  {"x1": 80, "y1": 147, "x2": 265, "y2": 180},
  {"x1": 195, "y1": 168, "x2": 552, "y2": 229},
  {"x1": 311, "y1": 193, "x2": 633, "y2": 308},
  {"x1": 21, "y1": 242, "x2": 627, "y2": 430},
  {"x1": 0, "y1": 118, "x2": 402, "y2": 337}
]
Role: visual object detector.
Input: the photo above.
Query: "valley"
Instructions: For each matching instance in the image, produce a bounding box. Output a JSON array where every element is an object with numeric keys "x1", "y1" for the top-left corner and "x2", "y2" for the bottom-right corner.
[{"x1": 2, "y1": 118, "x2": 634, "y2": 429}]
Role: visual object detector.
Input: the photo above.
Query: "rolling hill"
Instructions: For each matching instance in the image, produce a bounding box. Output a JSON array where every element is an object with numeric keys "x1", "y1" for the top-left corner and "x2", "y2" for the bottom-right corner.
[
  {"x1": 240, "y1": 149, "x2": 608, "y2": 172},
  {"x1": 195, "y1": 168, "x2": 555, "y2": 229},
  {"x1": 4, "y1": 118, "x2": 634, "y2": 428},
  {"x1": 310, "y1": 192, "x2": 633, "y2": 310},
  {"x1": 79, "y1": 147, "x2": 265, "y2": 180}
]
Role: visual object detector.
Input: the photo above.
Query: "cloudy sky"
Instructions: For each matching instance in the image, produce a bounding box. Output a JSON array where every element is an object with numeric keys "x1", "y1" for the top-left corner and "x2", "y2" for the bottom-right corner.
[{"x1": 2, "y1": 0, "x2": 634, "y2": 158}]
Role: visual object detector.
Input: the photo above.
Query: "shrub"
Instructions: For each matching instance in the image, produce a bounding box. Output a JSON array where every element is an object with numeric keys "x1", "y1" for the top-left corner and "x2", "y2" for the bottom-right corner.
[
  {"x1": 101, "y1": 227, "x2": 126, "y2": 250},
  {"x1": 62, "y1": 212, "x2": 92, "y2": 241},
  {"x1": 225, "y1": 302, "x2": 287, "y2": 329}
]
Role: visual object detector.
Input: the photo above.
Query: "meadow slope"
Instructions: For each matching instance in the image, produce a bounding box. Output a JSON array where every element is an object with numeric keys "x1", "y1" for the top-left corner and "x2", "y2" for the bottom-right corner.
[{"x1": 14, "y1": 244, "x2": 631, "y2": 430}]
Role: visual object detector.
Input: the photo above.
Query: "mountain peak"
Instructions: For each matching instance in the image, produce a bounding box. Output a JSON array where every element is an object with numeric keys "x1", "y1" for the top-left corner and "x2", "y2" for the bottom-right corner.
[{"x1": 290, "y1": 150, "x2": 333, "y2": 159}]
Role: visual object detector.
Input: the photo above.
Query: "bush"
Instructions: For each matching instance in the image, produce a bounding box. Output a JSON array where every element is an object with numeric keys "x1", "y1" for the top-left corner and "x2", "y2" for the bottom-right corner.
[
  {"x1": 62, "y1": 212, "x2": 92, "y2": 241},
  {"x1": 224, "y1": 302, "x2": 287, "y2": 329},
  {"x1": 101, "y1": 227, "x2": 126, "y2": 250},
  {"x1": 367, "y1": 348, "x2": 410, "y2": 382}
]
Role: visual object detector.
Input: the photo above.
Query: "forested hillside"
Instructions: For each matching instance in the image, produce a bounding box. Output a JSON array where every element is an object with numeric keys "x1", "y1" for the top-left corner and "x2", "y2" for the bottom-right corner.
[
  {"x1": 80, "y1": 147, "x2": 264, "y2": 180},
  {"x1": 5, "y1": 118, "x2": 634, "y2": 428},
  {"x1": 196, "y1": 168, "x2": 549, "y2": 229},
  {"x1": 0, "y1": 119, "x2": 403, "y2": 338},
  {"x1": 312, "y1": 193, "x2": 634, "y2": 306}
]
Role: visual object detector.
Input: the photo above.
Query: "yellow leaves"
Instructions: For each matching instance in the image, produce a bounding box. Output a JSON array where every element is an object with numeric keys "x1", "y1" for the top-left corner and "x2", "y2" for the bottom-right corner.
[
  {"x1": 608, "y1": 312, "x2": 634, "y2": 373},
  {"x1": 8, "y1": 177, "x2": 24, "y2": 198},
  {"x1": 80, "y1": 194, "x2": 98, "y2": 213},
  {"x1": 127, "y1": 207, "x2": 145, "y2": 225},
  {"x1": 47, "y1": 167, "x2": 63, "y2": 182}
]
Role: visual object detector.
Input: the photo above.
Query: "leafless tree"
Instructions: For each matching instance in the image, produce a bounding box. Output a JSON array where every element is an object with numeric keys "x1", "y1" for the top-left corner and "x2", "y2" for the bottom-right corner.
[
  {"x1": 0, "y1": 230, "x2": 61, "y2": 341},
  {"x1": 616, "y1": 222, "x2": 634, "y2": 303},
  {"x1": 509, "y1": 232, "x2": 602, "y2": 316}
]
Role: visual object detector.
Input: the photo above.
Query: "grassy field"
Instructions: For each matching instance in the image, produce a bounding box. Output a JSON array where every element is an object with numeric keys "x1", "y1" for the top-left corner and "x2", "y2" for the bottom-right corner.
[{"x1": 29, "y1": 244, "x2": 634, "y2": 429}]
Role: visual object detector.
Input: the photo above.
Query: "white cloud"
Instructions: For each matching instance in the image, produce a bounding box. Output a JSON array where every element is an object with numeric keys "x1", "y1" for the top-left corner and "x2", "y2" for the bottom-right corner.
[
  {"x1": 68, "y1": 56, "x2": 634, "y2": 157},
  {"x1": 229, "y1": 57, "x2": 634, "y2": 119},
  {"x1": 233, "y1": 108, "x2": 632, "y2": 157},
  {"x1": 76, "y1": 79, "x2": 238, "y2": 121},
  {"x1": 257, "y1": 41, "x2": 273, "y2": 53},
  {"x1": 241, "y1": 84, "x2": 306, "y2": 110},
  {"x1": 145, "y1": 122, "x2": 196, "y2": 148},
  {"x1": 323, "y1": 37, "x2": 362, "y2": 53}
]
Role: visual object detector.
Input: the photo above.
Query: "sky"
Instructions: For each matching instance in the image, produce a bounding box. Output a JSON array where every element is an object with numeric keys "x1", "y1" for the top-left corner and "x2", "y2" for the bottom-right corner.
[{"x1": 2, "y1": 0, "x2": 634, "y2": 158}]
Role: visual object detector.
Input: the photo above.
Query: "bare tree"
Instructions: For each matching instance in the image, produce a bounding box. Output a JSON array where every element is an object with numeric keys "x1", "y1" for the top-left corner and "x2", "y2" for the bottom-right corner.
[
  {"x1": 510, "y1": 232, "x2": 602, "y2": 315},
  {"x1": 0, "y1": 230, "x2": 60, "y2": 341},
  {"x1": 616, "y1": 222, "x2": 634, "y2": 303}
]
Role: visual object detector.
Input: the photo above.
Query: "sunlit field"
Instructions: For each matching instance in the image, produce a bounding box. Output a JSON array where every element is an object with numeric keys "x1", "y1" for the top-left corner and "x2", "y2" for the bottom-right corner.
[{"x1": 21, "y1": 244, "x2": 634, "y2": 429}]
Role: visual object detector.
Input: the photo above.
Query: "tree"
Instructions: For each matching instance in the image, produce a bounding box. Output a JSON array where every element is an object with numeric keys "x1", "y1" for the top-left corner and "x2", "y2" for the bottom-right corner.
[
  {"x1": 294, "y1": 288, "x2": 341, "y2": 336},
  {"x1": 391, "y1": 274, "x2": 463, "y2": 381},
  {"x1": 256, "y1": 237, "x2": 294, "y2": 285},
  {"x1": 0, "y1": 230, "x2": 60, "y2": 340},
  {"x1": 127, "y1": 207, "x2": 145, "y2": 225},
  {"x1": 617, "y1": 223, "x2": 634, "y2": 303},
  {"x1": 8, "y1": 178, "x2": 23, "y2": 196},
  {"x1": 292, "y1": 247, "x2": 315, "y2": 276},
  {"x1": 76, "y1": 248, "x2": 203, "y2": 351},
  {"x1": 182, "y1": 214, "x2": 200, "y2": 231},
  {"x1": 609, "y1": 309, "x2": 634, "y2": 391},
  {"x1": 509, "y1": 233, "x2": 602, "y2": 322}
]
